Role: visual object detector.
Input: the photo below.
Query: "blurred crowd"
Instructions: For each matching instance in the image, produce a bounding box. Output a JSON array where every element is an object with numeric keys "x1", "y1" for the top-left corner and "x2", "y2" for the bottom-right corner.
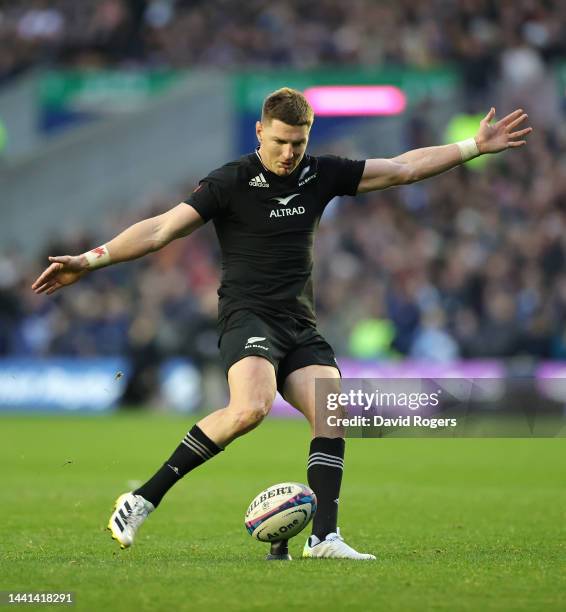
[
  {"x1": 1, "y1": 0, "x2": 566, "y2": 85},
  {"x1": 2, "y1": 0, "x2": 566, "y2": 377},
  {"x1": 316, "y1": 125, "x2": 566, "y2": 362},
  {"x1": 2, "y1": 121, "x2": 566, "y2": 367}
]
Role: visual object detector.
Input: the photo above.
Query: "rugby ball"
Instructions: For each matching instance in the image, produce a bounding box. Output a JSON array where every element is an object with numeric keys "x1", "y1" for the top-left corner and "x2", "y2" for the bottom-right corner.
[{"x1": 244, "y1": 482, "x2": 317, "y2": 542}]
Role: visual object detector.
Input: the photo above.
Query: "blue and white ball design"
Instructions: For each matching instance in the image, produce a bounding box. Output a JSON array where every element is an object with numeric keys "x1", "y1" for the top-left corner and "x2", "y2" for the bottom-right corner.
[{"x1": 244, "y1": 482, "x2": 317, "y2": 542}]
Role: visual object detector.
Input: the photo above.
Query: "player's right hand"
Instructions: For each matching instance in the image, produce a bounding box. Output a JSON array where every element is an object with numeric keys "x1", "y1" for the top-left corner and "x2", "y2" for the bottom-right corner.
[{"x1": 31, "y1": 255, "x2": 89, "y2": 295}]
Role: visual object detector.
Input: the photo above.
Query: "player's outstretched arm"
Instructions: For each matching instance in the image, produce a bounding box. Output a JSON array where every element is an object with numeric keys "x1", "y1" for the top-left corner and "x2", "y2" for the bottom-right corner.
[
  {"x1": 31, "y1": 203, "x2": 203, "y2": 295},
  {"x1": 357, "y1": 107, "x2": 533, "y2": 193}
]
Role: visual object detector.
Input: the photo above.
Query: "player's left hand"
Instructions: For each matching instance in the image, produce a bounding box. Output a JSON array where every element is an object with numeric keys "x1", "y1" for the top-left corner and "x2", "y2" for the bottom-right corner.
[{"x1": 474, "y1": 108, "x2": 533, "y2": 154}]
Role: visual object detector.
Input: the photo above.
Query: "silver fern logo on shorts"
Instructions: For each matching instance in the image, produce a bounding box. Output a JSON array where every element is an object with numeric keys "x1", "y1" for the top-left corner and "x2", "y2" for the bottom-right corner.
[{"x1": 245, "y1": 336, "x2": 268, "y2": 350}]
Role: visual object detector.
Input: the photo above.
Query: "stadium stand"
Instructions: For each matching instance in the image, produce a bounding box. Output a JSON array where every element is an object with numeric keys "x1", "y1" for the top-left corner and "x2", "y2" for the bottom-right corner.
[{"x1": 2, "y1": 0, "x2": 566, "y2": 402}]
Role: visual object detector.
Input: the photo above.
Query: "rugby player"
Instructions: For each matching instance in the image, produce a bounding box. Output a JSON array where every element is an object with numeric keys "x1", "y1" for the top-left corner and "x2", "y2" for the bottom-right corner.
[{"x1": 32, "y1": 88, "x2": 531, "y2": 559}]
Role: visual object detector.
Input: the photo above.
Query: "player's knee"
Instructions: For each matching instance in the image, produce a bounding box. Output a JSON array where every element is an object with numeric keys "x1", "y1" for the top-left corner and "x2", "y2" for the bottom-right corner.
[
  {"x1": 229, "y1": 396, "x2": 272, "y2": 432},
  {"x1": 230, "y1": 409, "x2": 264, "y2": 433}
]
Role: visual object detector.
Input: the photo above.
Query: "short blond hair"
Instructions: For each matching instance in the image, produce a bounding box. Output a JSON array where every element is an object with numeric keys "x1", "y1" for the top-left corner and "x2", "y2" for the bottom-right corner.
[{"x1": 261, "y1": 87, "x2": 314, "y2": 127}]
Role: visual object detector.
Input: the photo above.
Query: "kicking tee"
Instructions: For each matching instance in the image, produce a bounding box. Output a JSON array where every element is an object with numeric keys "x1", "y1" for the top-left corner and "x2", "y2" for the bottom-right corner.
[{"x1": 185, "y1": 151, "x2": 365, "y2": 326}]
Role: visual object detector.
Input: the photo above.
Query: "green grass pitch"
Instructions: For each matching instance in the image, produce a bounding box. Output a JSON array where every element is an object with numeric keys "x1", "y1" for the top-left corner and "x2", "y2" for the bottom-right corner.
[{"x1": 1, "y1": 413, "x2": 565, "y2": 611}]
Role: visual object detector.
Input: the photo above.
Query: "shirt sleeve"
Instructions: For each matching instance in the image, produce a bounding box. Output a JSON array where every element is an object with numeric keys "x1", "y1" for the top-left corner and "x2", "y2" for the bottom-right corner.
[
  {"x1": 318, "y1": 155, "x2": 366, "y2": 197},
  {"x1": 184, "y1": 167, "x2": 231, "y2": 223}
]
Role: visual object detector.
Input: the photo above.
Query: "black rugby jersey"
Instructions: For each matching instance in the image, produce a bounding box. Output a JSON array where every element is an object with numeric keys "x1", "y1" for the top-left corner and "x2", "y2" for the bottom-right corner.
[{"x1": 184, "y1": 152, "x2": 365, "y2": 326}]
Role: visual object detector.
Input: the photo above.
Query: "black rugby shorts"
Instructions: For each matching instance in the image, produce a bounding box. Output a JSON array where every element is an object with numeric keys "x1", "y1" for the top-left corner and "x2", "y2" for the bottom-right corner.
[{"x1": 218, "y1": 310, "x2": 339, "y2": 394}]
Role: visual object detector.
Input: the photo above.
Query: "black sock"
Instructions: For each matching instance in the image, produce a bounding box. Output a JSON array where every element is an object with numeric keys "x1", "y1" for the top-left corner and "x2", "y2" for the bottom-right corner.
[
  {"x1": 134, "y1": 425, "x2": 223, "y2": 507},
  {"x1": 307, "y1": 437, "x2": 345, "y2": 540}
]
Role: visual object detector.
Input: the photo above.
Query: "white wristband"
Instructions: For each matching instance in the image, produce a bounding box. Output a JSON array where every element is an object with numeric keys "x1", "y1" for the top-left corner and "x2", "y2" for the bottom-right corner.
[
  {"x1": 83, "y1": 245, "x2": 111, "y2": 270},
  {"x1": 457, "y1": 138, "x2": 480, "y2": 162}
]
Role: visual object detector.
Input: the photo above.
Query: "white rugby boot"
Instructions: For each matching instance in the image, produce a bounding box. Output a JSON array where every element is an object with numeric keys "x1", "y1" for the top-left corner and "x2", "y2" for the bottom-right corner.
[
  {"x1": 107, "y1": 492, "x2": 154, "y2": 549},
  {"x1": 302, "y1": 528, "x2": 376, "y2": 560}
]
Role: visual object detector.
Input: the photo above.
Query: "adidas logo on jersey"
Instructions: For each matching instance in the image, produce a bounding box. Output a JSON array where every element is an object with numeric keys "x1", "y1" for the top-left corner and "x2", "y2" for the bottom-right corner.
[{"x1": 249, "y1": 173, "x2": 270, "y2": 188}]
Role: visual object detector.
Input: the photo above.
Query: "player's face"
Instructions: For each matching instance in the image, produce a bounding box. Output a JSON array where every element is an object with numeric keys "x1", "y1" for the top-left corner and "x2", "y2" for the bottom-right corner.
[{"x1": 256, "y1": 119, "x2": 310, "y2": 176}]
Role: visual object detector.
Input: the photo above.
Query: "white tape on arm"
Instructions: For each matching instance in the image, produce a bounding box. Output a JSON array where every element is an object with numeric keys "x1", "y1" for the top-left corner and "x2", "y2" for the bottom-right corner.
[
  {"x1": 456, "y1": 138, "x2": 480, "y2": 162},
  {"x1": 83, "y1": 245, "x2": 111, "y2": 270}
]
